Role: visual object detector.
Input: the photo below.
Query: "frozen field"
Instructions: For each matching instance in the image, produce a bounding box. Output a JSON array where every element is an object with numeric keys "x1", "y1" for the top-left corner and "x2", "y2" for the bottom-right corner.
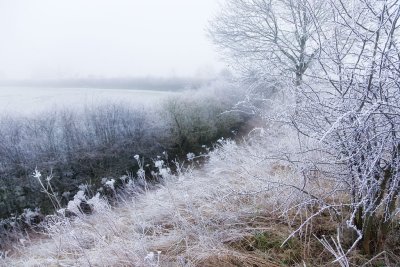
[{"x1": 0, "y1": 87, "x2": 177, "y2": 116}]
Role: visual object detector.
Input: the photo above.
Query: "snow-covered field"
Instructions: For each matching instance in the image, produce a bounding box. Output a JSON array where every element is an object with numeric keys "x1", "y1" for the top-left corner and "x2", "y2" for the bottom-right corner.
[{"x1": 0, "y1": 87, "x2": 177, "y2": 116}]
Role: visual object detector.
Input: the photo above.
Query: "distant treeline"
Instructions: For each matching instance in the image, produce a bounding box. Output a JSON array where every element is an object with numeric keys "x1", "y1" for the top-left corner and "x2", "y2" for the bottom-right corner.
[{"x1": 0, "y1": 76, "x2": 216, "y2": 91}]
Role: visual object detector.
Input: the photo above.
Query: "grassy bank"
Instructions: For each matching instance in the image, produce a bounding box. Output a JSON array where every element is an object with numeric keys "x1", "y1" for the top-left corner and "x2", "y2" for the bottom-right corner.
[{"x1": 2, "y1": 127, "x2": 399, "y2": 266}]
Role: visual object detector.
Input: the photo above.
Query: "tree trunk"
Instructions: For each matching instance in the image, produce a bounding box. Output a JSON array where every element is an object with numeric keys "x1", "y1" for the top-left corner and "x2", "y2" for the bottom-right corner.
[{"x1": 362, "y1": 213, "x2": 375, "y2": 255}]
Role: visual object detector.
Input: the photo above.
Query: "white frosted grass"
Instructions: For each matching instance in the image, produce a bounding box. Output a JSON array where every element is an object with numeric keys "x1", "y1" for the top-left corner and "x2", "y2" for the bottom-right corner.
[
  {"x1": 2, "y1": 130, "x2": 316, "y2": 266},
  {"x1": 0, "y1": 87, "x2": 177, "y2": 116}
]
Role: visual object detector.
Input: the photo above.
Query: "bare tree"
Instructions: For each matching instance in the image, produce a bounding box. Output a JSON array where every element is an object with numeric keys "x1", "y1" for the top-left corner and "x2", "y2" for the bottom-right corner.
[
  {"x1": 211, "y1": 0, "x2": 400, "y2": 259},
  {"x1": 296, "y1": 0, "x2": 400, "y2": 255},
  {"x1": 209, "y1": 0, "x2": 329, "y2": 86}
]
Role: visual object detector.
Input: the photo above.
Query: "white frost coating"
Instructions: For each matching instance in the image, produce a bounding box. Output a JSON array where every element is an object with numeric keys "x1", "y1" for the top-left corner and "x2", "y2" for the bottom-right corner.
[
  {"x1": 154, "y1": 160, "x2": 164, "y2": 169},
  {"x1": 186, "y1": 152, "x2": 195, "y2": 161},
  {"x1": 105, "y1": 179, "x2": 116, "y2": 190}
]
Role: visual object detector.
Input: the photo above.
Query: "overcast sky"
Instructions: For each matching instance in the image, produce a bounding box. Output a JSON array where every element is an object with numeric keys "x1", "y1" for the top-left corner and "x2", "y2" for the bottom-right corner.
[{"x1": 0, "y1": 0, "x2": 224, "y2": 80}]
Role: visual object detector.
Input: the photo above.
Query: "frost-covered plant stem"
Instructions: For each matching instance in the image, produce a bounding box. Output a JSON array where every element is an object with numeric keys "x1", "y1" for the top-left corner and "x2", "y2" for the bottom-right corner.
[
  {"x1": 317, "y1": 230, "x2": 349, "y2": 267},
  {"x1": 134, "y1": 155, "x2": 148, "y2": 192},
  {"x1": 33, "y1": 168, "x2": 61, "y2": 211}
]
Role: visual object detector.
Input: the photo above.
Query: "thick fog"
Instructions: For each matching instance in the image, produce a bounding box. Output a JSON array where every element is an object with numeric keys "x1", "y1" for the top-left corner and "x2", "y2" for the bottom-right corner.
[{"x1": 0, "y1": 0, "x2": 224, "y2": 80}]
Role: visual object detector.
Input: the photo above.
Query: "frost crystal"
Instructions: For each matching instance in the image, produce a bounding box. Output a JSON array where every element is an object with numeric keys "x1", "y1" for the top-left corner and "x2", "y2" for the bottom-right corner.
[
  {"x1": 144, "y1": 251, "x2": 154, "y2": 261},
  {"x1": 33, "y1": 169, "x2": 41, "y2": 179},
  {"x1": 105, "y1": 179, "x2": 116, "y2": 190},
  {"x1": 186, "y1": 152, "x2": 195, "y2": 161},
  {"x1": 154, "y1": 160, "x2": 164, "y2": 169}
]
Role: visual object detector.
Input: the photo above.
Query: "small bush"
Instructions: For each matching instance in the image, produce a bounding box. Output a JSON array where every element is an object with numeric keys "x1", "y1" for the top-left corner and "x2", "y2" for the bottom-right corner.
[{"x1": 162, "y1": 84, "x2": 245, "y2": 154}]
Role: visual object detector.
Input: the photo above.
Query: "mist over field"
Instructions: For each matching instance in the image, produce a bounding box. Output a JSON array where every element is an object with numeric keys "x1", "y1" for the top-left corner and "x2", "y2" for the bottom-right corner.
[
  {"x1": 0, "y1": 75, "x2": 226, "y2": 115},
  {"x1": 0, "y1": 87, "x2": 176, "y2": 115}
]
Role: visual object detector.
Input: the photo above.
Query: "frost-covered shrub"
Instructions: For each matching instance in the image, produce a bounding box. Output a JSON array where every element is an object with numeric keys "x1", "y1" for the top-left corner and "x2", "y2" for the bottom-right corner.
[
  {"x1": 0, "y1": 103, "x2": 157, "y2": 217},
  {"x1": 0, "y1": 78, "x2": 250, "y2": 219},
  {"x1": 162, "y1": 80, "x2": 247, "y2": 154}
]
